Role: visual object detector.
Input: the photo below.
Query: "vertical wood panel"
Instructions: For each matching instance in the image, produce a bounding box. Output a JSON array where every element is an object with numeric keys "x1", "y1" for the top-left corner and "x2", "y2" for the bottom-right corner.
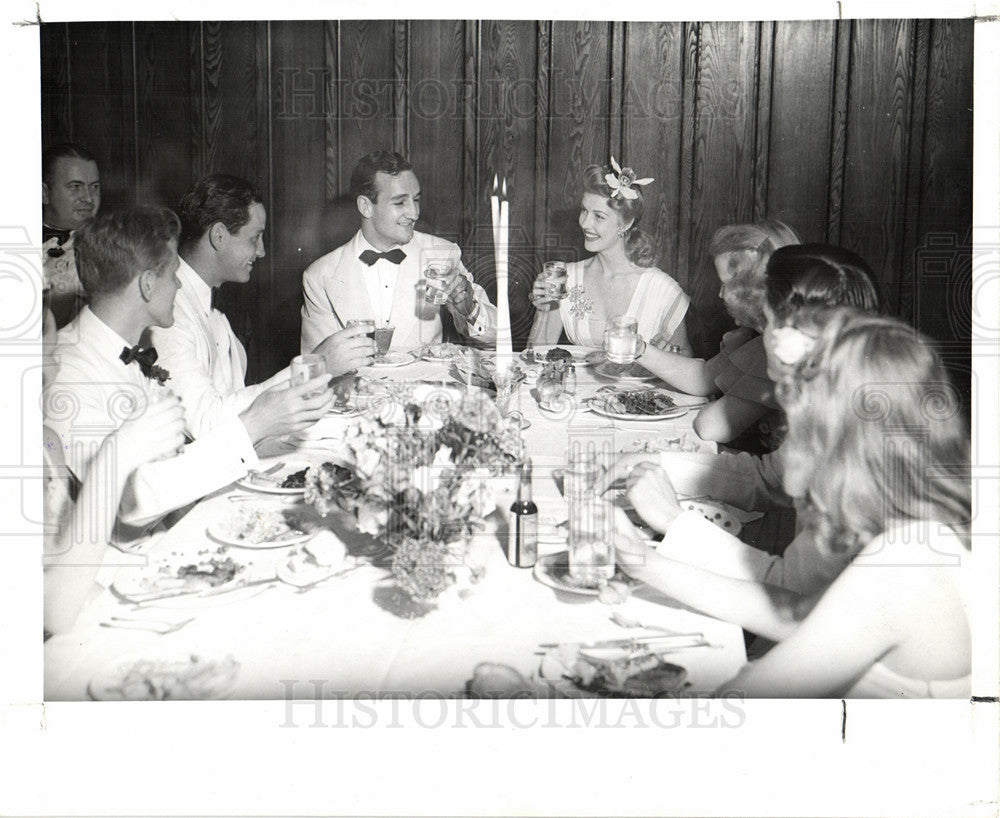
[
  {"x1": 914, "y1": 18, "x2": 973, "y2": 357},
  {"x1": 408, "y1": 20, "x2": 466, "y2": 242},
  {"x1": 337, "y1": 21, "x2": 395, "y2": 171},
  {"x1": 40, "y1": 23, "x2": 72, "y2": 143},
  {"x1": 688, "y1": 21, "x2": 761, "y2": 349},
  {"x1": 622, "y1": 22, "x2": 685, "y2": 281},
  {"x1": 65, "y1": 22, "x2": 130, "y2": 209},
  {"x1": 268, "y1": 21, "x2": 329, "y2": 372},
  {"x1": 133, "y1": 22, "x2": 193, "y2": 208},
  {"x1": 751, "y1": 21, "x2": 774, "y2": 223},
  {"x1": 546, "y1": 19, "x2": 610, "y2": 282},
  {"x1": 768, "y1": 20, "x2": 836, "y2": 243},
  {"x1": 392, "y1": 21, "x2": 409, "y2": 157},
  {"x1": 841, "y1": 19, "x2": 915, "y2": 316},
  {"x1": 532, "y1": 21, "x2": 552, "y2": 260},
  {"x1": 826, "y1": 19, "x2": 852, "y2": 246}
]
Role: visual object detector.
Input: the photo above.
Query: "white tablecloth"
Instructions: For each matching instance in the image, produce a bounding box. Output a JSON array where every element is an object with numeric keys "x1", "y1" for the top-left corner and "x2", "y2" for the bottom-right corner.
[{"x1": 45, "y1": 347, "x2": 747, "y2": 700}]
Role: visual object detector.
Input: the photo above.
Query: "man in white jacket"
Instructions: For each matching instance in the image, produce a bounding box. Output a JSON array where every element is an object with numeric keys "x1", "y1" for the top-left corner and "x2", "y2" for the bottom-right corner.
[
  {"x1": 45, "y1": 207, "x2": 332, "y2": 545},
  {"x1": 300, "y1": 150, "x2": 497, "y2": 353},
  {"x1": 151, "y1": 174, "x2": 373, "y2": 439}
]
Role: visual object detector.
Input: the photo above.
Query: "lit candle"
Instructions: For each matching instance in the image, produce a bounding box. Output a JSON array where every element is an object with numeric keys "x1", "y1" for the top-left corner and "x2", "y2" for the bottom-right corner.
[{"x1": 494, "y1": 177, "x2": 512, "y2": 376}]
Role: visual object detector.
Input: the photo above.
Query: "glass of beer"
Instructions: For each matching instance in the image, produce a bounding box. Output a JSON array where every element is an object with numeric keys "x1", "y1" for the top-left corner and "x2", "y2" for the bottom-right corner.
[
  {"x1": 290, "y1": 354, "x2": 328, "y2": 398},
  {"x1": 603, "y1": 316, "x2": 640, "y2": 364},
  {"x1": 535, "y1": 260, "x2": 568, "y2": 311},
  {"x1": 373, "y1": 324, "x2": 395, "y2": 359}
]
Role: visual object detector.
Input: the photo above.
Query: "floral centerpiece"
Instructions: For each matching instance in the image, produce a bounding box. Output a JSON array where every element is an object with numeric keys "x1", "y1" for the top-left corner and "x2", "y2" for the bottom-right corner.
[{"x1": 304, "y1": 395, "x2": 524, "y2": 603}]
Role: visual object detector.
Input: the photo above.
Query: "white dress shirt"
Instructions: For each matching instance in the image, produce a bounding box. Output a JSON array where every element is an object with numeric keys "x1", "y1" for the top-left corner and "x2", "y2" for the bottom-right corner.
[
  {"x1": 300, "y1": 230, "x2": 497, "y2": 353},
  {"x1": 45, "y1": 307, "x2": 259, "y2": 544},
  {"x1": 150, "y1": 258, "x2": 286, "y2": 438}
]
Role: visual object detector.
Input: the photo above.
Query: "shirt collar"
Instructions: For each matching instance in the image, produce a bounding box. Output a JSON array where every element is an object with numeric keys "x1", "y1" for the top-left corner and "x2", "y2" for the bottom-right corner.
[
  {"x1": 354, "y1": 230, "x2": 416, "y2": 258},
  {"x1": 176, "y1": 257, "x2": 213, "y2": 314},
  {"x1": 74, "y1": 306, "x2": 137, "y2": 364}
]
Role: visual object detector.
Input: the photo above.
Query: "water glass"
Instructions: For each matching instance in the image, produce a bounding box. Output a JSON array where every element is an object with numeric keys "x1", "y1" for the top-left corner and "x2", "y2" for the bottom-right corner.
[
  {"x1": 562, "y1": 447, "x2": 615, "y2": 584},
  {"x1": 346, "y1": 318, "x2": 376, "y2": 339},
  {"x1": 603, "y1": 315, "x2": 640, "y2": 364},
  {"x1": 423, "y1": 263, "x2": 454, "y2": 305},
  {"x1": 290, "y1": 354, "x2": 328, "y2": 398},
  {"x1": 536, "y1": 260, "x2": 568, "y2": 311}
]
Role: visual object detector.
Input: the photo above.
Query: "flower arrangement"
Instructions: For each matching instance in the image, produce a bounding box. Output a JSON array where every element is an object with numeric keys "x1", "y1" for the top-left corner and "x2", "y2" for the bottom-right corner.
[{"x1": 304, "y1": 398, "x2": 524, "y2": 601}]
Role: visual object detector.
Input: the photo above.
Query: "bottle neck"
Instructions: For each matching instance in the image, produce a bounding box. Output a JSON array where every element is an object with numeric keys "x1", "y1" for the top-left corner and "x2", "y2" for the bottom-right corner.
[{"x1": 517, "y1": 462, "x2": 534, "y2": 504}]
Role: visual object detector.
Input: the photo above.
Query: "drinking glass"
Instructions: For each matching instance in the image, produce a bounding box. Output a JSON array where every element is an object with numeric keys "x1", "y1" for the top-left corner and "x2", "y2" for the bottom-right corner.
[
  {"x1": 373, "y1": 324, "x2": 395, "y2": 358},
  {"x1": 603, "y1": 315, "x2": 640, "y2": 364},
  {"x1": 535, "y1": 260, "x2": 568, "y2": 311},
  {"x1": 346, "y1": 318, "x2": 376, "y2": 338},
  {"x1": 422, "y1": 263, "x2": 455, "y2": 305},
  {"x1": 564, "y1": 448, "x2": 615, "y2": 585},
  {"x1": 290, "y1": 354, "x2": 328, "y2": 398}
]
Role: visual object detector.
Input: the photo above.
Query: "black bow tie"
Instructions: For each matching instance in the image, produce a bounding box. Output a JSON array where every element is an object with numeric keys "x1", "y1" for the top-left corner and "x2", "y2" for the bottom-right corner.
[
  {"x1": 120, "y1": 345, "x2": 171, "y2": 385},
  {"x1": 44, "y1": 225, "x2": 73, "y2": 257},
  {"x1": 359, "y1": 248, "x2": 406, "y2": 266}
]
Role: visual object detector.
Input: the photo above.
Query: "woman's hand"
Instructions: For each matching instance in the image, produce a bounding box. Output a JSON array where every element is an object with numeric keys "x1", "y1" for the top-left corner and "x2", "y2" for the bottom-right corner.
[
  {"x1": 625, "y1": 462, "x2": 683, "y2": 534},
  {"x1": 529, "y1": 275, "x2": 553, "y2": 309},
  {"x1": 596, "y1": 452, "x2": 658, "y2": 495}
]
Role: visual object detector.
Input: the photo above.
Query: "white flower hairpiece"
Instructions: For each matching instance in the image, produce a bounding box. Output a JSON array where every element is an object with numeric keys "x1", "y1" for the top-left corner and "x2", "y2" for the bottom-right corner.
[
  {"x1": 769, "y1": 326, "x2": 818, "y2": 367},
  {"x1": 605, "y1": 156, "x2": 654, "y2": 200}
]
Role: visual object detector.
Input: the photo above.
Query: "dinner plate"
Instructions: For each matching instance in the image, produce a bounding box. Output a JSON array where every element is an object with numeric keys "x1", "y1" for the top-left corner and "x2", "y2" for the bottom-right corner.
[
  {"x1": 207, "y1": 511, "x2": 312, "y2": 549},
  {"x1": 418, "y1": 343, "x2": 466, "y2": 362},
  {"x1": 533, "y1": 551, "x2": 639, "y2": 597},
  {"x1": 587, "y1": 397, "x2": 688, "y2": 422},
  {"x1": 536, "y1": 645, "x2": 689, "y2": 698},
  {"x1": 87, "y1": 654, "x2": 240, "y2": 701},
  {"x1": 370, "y1": 351, "x2": 414, "y2": 367},
  {"x1": 235, "y1": 462, "x2": 310, "y2": 494},
  {"x1": 595, "y1": 361, "x2": 657, "y2": 381}
]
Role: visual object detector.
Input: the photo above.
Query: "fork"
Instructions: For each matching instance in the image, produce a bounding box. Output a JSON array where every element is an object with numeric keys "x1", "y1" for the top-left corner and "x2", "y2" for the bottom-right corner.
[{"x1": 248, "y1": 461, "x2": 285, "y2": 480}]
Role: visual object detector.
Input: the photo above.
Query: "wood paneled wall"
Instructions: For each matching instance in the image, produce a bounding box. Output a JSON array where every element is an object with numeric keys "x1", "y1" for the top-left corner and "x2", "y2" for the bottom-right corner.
[{"x1": 41, "y1": 19, "x2": 973, "y2": 392}]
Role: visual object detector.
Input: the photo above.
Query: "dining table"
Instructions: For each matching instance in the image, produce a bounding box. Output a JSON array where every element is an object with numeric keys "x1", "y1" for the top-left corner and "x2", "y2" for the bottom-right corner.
[{"x1": 44, "y1": 345, "x2": 751, "y2": 701}]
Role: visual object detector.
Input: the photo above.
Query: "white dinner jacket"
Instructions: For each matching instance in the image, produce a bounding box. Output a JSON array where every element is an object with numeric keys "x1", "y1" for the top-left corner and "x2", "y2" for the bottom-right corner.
[
  {"x1": 300, "y1": 230, "x2": 497, "y2": 353},
  {"x1": 46, "y1": 307, "x2": 259, "y2": 544},
  {"x1": 150, "y1": 259, "x2": 282, "y2": 439}
]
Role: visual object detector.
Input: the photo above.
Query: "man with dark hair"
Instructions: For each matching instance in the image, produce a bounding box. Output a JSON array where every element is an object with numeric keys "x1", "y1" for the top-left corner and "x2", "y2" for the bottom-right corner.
[
  {"x1": 42, "y1": 142, "x2": 101, "y2": 326},
  {"x1": 300, "y1": 150, "x2": 497, "y2": 352},
  {"x1": 151, "y1": 173, "x2": 371, "y2": 438},
  {"x1": 45, "y1": 207, "x2": 331, "y2": 544}
]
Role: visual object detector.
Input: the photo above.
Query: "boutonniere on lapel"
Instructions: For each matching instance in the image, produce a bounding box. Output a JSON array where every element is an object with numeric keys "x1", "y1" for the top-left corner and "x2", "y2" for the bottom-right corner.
[{"x1": 120, "y1": 344, "x2": 171, "y2": 385}]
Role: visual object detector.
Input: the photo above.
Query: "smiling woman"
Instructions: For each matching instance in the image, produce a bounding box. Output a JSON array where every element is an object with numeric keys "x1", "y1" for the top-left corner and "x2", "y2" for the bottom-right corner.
[{"x1": 528, "y1": 161, "x2": 692, "y2": 356}]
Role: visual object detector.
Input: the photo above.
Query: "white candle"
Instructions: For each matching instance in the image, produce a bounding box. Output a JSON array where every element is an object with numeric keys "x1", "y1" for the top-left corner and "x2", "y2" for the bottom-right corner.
[{"x1": 494, "y1": 178, "x2": 513, "y2": 376}]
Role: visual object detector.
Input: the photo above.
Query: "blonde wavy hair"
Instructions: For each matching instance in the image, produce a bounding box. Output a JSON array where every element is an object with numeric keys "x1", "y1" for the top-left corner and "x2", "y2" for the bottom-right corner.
[
  {"x1": 709, "y1": 219, "x2": 801, "y2": 329},
  {"x1": 777, "y1": 308, "x2": 970, "y2": 555}
]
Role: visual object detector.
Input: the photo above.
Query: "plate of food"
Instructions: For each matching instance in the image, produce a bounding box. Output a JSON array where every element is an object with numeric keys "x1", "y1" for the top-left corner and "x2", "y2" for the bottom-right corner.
[
  {"x1": 520, "y1": 346, "x2": 576, "y2": 365},
  {"x1": 236, "y1": 462, "x2": 311, "y2": 494},
  {"x1": 87, "y1": 654, "x2": 240, "y2": 701},
  {"x1": 110, "y1": 549, "x2": 271, "y2": 607},
  {"x1": 595, "y1": 361, "x2": 657, "y2": 381},
  {"x1": 587, "y1": 389, "x2": 688, "y2": 421},
  {"x1": 537, "y1": 642, "x2": 689, "y2": 698},
  {"x1": 208, "y1": 502, "x2": 312, "y2": 549},
  {"x1": 276, "y1": 531, "x2": 355, "y2": 587},
  {"x1": 370, "y1": 351, "x2": 414, "y2": 368},
  {"x1": 418, "y1": 342, "x2": 466, "y2": 362},
  {"x1": 533, "y1": 551, "x2": 639, "y2": 598}
]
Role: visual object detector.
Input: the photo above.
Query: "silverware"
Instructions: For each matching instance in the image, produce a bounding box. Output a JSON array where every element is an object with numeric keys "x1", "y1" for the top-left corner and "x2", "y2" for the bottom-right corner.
[
  {"x1": 100, "y1": 616, "x2": 195, "y2": 635},
  {"x1": 292, "y1": 563, "x2": 364, "y2": 593},
  {"x1": 122, "y1": 576, "x2": 279, "y2": 607},
  {"x1": 247, "y1": 461, "x2": 286, "y2": 483},
  {"x1": 538, "y1": 633, "x2": 705, "y2": 650}
]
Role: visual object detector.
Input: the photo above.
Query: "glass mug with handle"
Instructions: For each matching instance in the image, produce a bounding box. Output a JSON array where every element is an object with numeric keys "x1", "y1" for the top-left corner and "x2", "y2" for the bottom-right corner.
[
  {"x1": 290, "y1": 353, "x2": 328, "y2": 398},
  {"x1": 534, "y1": 260, "x2": 568, "y2": 311},
  {"x1": 603, "y1": 315, "x2": 640, "y2": 364}
]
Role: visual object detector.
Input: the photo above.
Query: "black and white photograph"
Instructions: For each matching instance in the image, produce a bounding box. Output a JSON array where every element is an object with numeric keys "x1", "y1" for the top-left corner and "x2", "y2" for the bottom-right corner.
[{"x1": 2, "y1": 2, "x2": 998, "y2": 816}]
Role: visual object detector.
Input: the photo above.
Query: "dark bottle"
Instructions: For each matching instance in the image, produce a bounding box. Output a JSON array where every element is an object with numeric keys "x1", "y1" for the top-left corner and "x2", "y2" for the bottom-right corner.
[{"x1": 508, "y1": 459, "x2": 539, "y2": 568}]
